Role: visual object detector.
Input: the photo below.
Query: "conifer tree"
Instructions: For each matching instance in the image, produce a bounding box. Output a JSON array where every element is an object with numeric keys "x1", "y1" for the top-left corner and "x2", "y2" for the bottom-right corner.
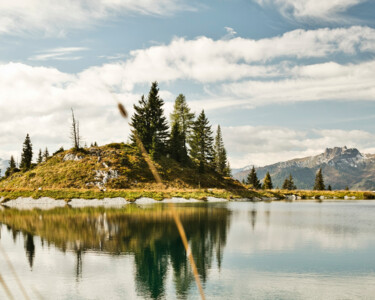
[
  {"x1": 282, "y1": 174, "x2": 297, "y2": 190},
  {"x1": 20, "y1": 134, "x2": 33, "y2": 171},
  {"x1": 313, "y1": 168, "x2": 325, "y2": 190},
  {"x1": 130, "y1": 82, "x2": 169, "y2": 157},
  {"x1": 170, "y1": 94, "x2": 195, "y2": 159},
  {"x1": 327, "y1": 184, "x2": 332, "y2": 191},
  {"x1": 262, "y1": 171, "x2": 273, "y2": 190},
  {"x1": 169, "y1": 122, "x2": 185, "y2": 162},
  {"x1": 246, "y1": 166, "x2": 261, "y2": 189},
  {"x1": 37, "y1": 149, "x2": 43, "y2": 164},
  {"x1": 5, "y1": 156, "x2": 17, "y2": 177},
  {"x1": 43, "y1": 147, "x2": 49, "y2": 160},
  {"x1": 189, "y1": 110, "x2": 214, "y2": 173},
  {"x1": 224, "y1": 161, "x2": 231, "y2": 177},
  {"x1": 213, "y1": 125, "x2": 229, "y2": 176}
]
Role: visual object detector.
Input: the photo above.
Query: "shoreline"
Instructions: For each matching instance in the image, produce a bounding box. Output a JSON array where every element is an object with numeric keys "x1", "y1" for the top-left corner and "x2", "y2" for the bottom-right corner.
[
  {"x1": 1, "y1": 188, "x2": 374, "y2": 209},
  {"x1": 1, "y1": 195, "x2": 374, "y2": 210}
]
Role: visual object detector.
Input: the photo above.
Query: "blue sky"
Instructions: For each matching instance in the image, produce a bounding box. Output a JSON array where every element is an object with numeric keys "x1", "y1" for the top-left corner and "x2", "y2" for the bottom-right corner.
[{"x1": 0, "y1": 0, "x2": 375, "y2": 168}]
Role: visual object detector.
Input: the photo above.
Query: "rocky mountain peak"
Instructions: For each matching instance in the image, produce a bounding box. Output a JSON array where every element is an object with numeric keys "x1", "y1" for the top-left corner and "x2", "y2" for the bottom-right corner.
[{"x1": 323, "y1": 146, "x2": 361, "y2": 161}]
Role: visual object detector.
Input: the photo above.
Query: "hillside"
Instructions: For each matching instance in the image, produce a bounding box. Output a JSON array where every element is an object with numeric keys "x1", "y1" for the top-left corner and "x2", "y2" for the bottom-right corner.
[
  {"x1": 233, "y1": 147, "x2": 375, "y2": 190},
  {"x1": 0, "y1": 143, "x2": 240, "y2": 190}
]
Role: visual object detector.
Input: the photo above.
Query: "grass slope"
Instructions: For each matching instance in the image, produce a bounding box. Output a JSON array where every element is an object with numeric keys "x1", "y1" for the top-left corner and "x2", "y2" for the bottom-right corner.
[{"x1": 0, "y1": 143, "x2": 242, "y2": 190}]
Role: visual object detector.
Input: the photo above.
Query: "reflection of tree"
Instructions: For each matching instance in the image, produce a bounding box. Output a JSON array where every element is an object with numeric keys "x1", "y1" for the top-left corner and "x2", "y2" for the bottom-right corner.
[
  {"x1": 249, "y1": 209, "x2": 257, "y2": 231},
  {"x1": 24, "y1": 233, "x2": 35, "y2": 269},
  {"x1": 0, "y1": 204, "x2": 231, "y2": 299},
  {"x1": 134, "y1": 241, "x2": 169, "y2": 299}
]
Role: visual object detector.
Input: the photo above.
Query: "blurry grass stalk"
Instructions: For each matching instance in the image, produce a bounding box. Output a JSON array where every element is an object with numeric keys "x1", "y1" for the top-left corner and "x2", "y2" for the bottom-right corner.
[
  {"x1": 0, "y1": 273, "x2": 15, "y2": 300},
  {"x1": 0, "y1": 245, "x2": 31, "y2": 300},
  {"x1": 117, "y1": 102, "x2": 206, "y2": 300}
]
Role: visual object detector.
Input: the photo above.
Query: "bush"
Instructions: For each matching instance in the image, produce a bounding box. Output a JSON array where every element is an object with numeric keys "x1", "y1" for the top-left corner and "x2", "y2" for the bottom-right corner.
[{"x1": 363, "y1": 192, "x2": 375, "y2": 199}]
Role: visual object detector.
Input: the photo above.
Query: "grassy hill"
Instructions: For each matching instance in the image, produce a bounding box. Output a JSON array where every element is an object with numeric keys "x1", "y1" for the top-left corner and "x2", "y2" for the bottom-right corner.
[{"x1": 0, "y1": 143, "x2": 241, "y2": 190}]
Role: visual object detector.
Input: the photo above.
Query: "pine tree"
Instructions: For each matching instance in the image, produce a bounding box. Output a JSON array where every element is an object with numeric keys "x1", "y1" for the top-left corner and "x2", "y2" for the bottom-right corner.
[
  {"x1": 246, "y1": 166, "x2": 261, "y2": 189},
  {"x1": 327, "y1": 184, "x2": 332, "y2": 191},
  {"x1": 43, "y1": 147, "x2": 49, "y2": 160},
  {"x1": 282, "y1": 174, "x2": 297, "y2": 190},
  {"x1": 37, "y1": 149, "x2": 43, "y2": 164},
  {"x1": 169, "y1": 122, "x2": 185, "y2": 162},
  {"x1": 213, "y1": 125, "x2": 229, "y2": 176},
  {"x1": 170, "y1": 94, "x2": 195, "y2": 159},
  {"x1": 5, "y1": 156, "x2": 17, "y2": 177},
  {"x1": 20, "y1": 134, "x2": 33, "y2": 171},
  {"x1": 313, "y1": 168, "x2": 325, "y2": 190},
  {"x1": 224, "y1": 161, "x2": 231, "y2": 177},
  {"x1": 262, "y1": 172, "x2": 273, "y2": 190},
  {"x1": 189, "y1": 110, "x2": 214, "y2": 173},
  {"x1": 130, "y1": 82, "x2": 169, "y2": 157}
]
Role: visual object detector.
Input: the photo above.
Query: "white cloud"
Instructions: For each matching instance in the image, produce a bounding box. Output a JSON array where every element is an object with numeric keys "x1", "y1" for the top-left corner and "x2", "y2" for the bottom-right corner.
[
  {"x1": 254, "y1": 0, "x2": 366, "y2": 21},
  {"x1": 1, "y1": 27, "x2": 375, "y2": 165},
  {"x1": 223, "y1": 27, "x2": 237, "y2": 39},
  {"x1": 0, "y1": 0, "x2": 192, "y2": 36},
  {"x1": 91, "y1": 26, "x2": 375, "y2": 90},
  {"x1": 29, "y1": 47, "x2": 89, "y2": 61},
  {"x1": 219, "y1": 60, "x2": 375, "y2": 106}
]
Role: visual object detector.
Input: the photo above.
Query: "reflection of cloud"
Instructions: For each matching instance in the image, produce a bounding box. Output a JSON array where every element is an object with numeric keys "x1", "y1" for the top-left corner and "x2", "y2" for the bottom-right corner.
[
  {"x1": 227, "y1": 202, "x2": 374, "y2": 254},
  {"x1": 211, "y1": 269, "x2": 375, "y2": 299}
]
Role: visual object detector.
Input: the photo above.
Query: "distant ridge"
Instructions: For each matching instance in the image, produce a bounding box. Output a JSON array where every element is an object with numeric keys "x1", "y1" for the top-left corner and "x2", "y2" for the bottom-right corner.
[{"x1": 233, "y1": 147, "x2": 375, "y2": 190}]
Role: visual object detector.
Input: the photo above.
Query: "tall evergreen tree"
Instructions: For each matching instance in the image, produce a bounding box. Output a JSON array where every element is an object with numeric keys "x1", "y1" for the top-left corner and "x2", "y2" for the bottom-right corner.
[
  {"x1": 43, "y1": 147, "x2": 49, "y2": 160},
  {"x1": 37, "y1": 149, "x2": 43, "y2": 164},
  {"x1": 246, "y1": 166, "x2": 261, "y2": 189},
  {"x1": 169, "y1": 122, "x2": 185, "y2": 162},
  {"x1": 170, "y1": 94, "x2": 195, "y2": 158},
  {"x1": 282, "y1": 174, "x2": 297, "y2": 190},
  {"x1": 213, "y1": 125, "x2": 229, "y2": 176},
  {"x1": 262, "y1": 172, "x2": 273, "y2": 190},
  {"x1": 130, "y1": 82, "x2": 169, "y2": 157},
  {"x1": 20, "y1": 134, "x2": 33, "y2": 171},
  {"x1": 313, "y1": 168, "x2": 325, "y2": 190},
  {"x1": 5, "y1": 156, "x2": 17, "y2": 177},
  {"x1": 189, "y1": 110, "x2": 214, "y2": 173}
]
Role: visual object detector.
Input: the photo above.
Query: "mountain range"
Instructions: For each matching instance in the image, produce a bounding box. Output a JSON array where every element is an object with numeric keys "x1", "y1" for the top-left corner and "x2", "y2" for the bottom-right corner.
[{"x1": 232, "y1": 147, "x2": 375, "y2": 190}]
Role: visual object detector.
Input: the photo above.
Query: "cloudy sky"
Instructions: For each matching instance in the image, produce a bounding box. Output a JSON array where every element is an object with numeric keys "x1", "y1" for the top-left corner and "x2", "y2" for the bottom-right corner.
[{"x1": 0, "y1": 0, "x2": 375, "y2": 168}]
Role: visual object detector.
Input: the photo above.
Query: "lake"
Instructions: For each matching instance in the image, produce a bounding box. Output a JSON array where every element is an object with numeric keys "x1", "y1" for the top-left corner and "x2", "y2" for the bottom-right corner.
[{"x1": 0, "y1": 200, "x2": 375, "y2": 299}]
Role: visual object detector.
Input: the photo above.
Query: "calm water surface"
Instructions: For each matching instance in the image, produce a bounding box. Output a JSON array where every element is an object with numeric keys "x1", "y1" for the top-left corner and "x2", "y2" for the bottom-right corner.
[{"x1": 1, "y1": 201, "x2": 375, "y2": 299}]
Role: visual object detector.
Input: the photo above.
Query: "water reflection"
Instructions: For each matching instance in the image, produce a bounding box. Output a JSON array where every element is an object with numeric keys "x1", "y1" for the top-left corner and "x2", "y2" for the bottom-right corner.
[
  {"x1": 1, "y1": 202, "x2": 375, "y2": 299},
  {"x1": 0, "y1": 203, "x2": 231, "y2": 299}
]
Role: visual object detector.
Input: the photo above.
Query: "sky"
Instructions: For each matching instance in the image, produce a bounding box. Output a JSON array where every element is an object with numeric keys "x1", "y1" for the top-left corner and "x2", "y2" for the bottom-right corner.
[{"x1": 0, "y1": 0, "x2": 375, "y2": 168}]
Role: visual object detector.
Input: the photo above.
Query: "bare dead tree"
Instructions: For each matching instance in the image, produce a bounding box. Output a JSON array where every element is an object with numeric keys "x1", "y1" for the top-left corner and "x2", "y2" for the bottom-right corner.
[{"x1": 71, "y1": 108, "x2": 81, "y2": 150}]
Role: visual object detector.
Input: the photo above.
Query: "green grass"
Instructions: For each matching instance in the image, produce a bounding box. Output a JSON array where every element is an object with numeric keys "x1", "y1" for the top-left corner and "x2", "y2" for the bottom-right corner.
[{"x1": 1, "y1": 187, "x2": 374, "y2": 202}]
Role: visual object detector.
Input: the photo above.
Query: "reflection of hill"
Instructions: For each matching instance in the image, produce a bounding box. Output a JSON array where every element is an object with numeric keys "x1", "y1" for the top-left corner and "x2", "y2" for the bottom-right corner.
[{"x1": 0, "y1": 204, "x2": 231, "y2": 299}]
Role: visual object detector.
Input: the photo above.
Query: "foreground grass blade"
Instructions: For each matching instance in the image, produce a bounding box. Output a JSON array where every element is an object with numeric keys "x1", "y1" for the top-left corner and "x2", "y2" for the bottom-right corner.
[
  {"x1": 0, "y1": 273, "x2": 15, "y2": 300},
  {"x1": 0, "y1": 245, "x2": 31, "y2": 300}
]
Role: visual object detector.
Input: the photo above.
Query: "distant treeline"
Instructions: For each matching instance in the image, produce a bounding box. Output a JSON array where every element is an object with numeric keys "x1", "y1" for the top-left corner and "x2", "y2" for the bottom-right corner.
[{"x1": 244, "y1": 166, "x2": 333, "y2": 191}]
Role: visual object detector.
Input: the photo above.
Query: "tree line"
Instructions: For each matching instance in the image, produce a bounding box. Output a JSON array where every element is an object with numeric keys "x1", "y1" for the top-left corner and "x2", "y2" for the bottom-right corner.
[
  {"x1": 2, "y1": 82, "x2": 230, "y2": 179},
  {"x1": 130, "y1": 82, "x2": 230, "y2": 175},
  {"x1": 245, "y1": 167, "x2": 331, "y2": 191}
]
